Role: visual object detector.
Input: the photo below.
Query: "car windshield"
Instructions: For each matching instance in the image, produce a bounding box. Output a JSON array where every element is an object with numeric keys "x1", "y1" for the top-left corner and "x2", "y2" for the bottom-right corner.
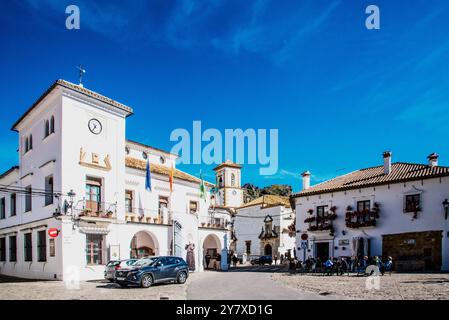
[
  {"x1": 106, "y1": 261, "x2": 121, "y2": 267},
  {"x1": 133, "y1": 258, "x2": 158, "y2": 267}
]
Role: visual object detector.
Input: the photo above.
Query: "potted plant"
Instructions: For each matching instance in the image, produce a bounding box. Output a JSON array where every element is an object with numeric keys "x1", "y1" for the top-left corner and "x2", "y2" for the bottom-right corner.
[
  {"x1": 201, "y1": 222, "x2": 206, "y2": 227},
  {"x1": 307, "y1": 209, "x2": 314, "y2": 215},
  {"x1": 153, "y1": 217, "x2": 159, "y2": 223}
]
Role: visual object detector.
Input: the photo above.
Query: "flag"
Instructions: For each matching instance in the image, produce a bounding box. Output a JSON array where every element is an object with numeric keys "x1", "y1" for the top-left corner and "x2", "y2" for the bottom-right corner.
[
  {"x1": 169, "y1": 164, "x2": 174, "y2": 193},
  {"x1": 145, "y1": 159, "x2": 152, "y2": 191},
  {"x1": 199, "y1": 170, "x2": 206, "y2": 202}
]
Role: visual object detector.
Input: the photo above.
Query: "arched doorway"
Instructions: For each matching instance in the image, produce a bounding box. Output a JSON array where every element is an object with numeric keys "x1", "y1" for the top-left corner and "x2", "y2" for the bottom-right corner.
[
  {"x1": 264, "y1": 244, "x2": 272, "y2": 256},
  {"x1": 202, "y1": 234, "x2": 221, "y2": 270},
  {"x1": 130, "y1": 230, "x2": 159, "y2": 259}
]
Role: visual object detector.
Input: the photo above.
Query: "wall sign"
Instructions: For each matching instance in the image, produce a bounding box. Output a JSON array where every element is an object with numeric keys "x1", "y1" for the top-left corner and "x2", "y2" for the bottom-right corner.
[
  {"x1": 338, "y1": 239, "x2": 350, "y2": 246},
  {"x1": 48, "y1": 228, "x2": 60, "y2": 238}
]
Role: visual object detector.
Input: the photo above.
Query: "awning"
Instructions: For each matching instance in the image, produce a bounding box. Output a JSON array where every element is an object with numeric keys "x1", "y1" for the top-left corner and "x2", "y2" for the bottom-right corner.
[{"x1": 78, "y1": 221, "x2": 110, "y2": 235}]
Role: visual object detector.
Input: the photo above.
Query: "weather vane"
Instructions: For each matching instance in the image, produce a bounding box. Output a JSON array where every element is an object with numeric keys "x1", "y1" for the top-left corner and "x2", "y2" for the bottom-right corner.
[{"x1": 77, "y1": 65, "x2": 86, "y2": 87}]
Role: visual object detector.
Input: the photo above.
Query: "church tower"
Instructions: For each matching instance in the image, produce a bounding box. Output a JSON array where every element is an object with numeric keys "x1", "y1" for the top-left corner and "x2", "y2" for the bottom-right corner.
[{"x1": 213, "y1": 160, "x2": 243, "y2": 208}]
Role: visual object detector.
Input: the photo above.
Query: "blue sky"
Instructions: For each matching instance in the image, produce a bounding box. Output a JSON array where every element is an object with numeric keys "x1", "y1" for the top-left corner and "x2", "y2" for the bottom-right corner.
[{"x1": 1, "y1": 0, "x2": 449, "y2": 191}]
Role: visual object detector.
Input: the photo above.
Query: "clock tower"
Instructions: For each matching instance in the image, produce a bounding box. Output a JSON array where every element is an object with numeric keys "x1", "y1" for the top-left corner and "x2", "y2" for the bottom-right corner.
[{"x1": 213, "y1": 160, "x2": 243, "y2": 208}]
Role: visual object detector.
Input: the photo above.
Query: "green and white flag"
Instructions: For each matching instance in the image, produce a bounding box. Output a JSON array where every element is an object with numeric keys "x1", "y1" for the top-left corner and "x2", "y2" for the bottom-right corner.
[{"x1": 199, "y1": 170, "x2": 206, "y2": 201}]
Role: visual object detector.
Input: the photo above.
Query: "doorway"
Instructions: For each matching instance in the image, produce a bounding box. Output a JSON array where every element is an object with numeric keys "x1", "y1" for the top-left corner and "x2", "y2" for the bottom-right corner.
[
  {"x1": 264, "y1": 244, "x2": 272, "y2": 256},
  {"x1": 315, "y1": 242, "x2": 329, "y2": 261}
]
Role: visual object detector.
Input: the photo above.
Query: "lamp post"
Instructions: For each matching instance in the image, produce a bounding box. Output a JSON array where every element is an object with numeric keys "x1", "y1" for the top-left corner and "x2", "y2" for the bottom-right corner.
[{"x1": 443, "y1": 199, "x2": 449, "y2": 220}]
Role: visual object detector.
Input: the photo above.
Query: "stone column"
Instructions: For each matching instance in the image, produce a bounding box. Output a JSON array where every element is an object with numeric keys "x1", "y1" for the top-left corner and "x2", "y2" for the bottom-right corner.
[{"x1": 221, "y1": 233, "x2": 229, "y2": 271}]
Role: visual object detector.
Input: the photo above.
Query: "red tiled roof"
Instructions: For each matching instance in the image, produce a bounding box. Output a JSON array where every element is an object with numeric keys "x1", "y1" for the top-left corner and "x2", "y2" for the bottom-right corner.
[
  {"x1": 213, "y1": 160, "x2": 242, "y2": 171},
  {"x1": 126, "y1": 157, "x2": 213, "y2": 186},
  {"x1": 292, "y1": 162, "x2": 449, "y2": 197},
  {"x1": 12, "y1": 80, "x2": 133, "y2": 131}
]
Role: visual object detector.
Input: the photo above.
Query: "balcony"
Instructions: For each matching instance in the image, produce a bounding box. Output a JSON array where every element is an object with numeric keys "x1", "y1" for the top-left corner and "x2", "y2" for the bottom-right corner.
[
  {"x1": 78, "y1": 201, "x2": 116, "y2": 219},
  {"x1": 199, "y1": 218, "x2": 227, "y2": 230},
  {"x1": 345, "y1": 203, "x2": 380, "y2": 229},
  {"x1": 124, "y1": 208, "x2": 172, "y2": 225}
]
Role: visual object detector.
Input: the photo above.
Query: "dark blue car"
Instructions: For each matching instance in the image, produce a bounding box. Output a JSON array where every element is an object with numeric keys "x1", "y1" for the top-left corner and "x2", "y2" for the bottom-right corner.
[{"x1": 114, "y1": 256, "x2": 189, "y2": 288}]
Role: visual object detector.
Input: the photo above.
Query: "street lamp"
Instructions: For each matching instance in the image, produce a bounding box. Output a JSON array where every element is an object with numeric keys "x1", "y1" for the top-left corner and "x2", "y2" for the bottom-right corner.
[{"x1": 443, "y1": 199, "x2": 449, "y2": 220}]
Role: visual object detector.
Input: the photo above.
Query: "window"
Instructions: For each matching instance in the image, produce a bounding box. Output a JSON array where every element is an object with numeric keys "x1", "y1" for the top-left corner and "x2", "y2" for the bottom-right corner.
[
  {"x1": 218, "y1": 175, "x2": 224, "y2": 187},
  {"x1": 29, "y1": 134, "x2": 33, "y2": 150},
  {"x1": 405, "y1": 194, "x2": 421, "y2": 213},
  {"x1": 25, "y1": 185, "x2": 32, "y2": 212},
  {"x1": 49, "y1": 238, "x2": 55, "y2": 257},
  {"x1": 125, "y1": 190, "x2": 133, "y2": 213},
  {"x1": 24, "y1": 137, "x2": 29, "y2": 153},
  {"x1": 24, "y1": 233, "x2": 32, "y2": 261},
  {"x1": 86, "y1": 234, "x2": 104, "y2": 265},
  {"x1": 45, "y1": 120, "x2": 50, "y2": 138},
  {"x1": 10, "y1": 193, "x2": 16, "y2": 216},
  {"x1": 0, "y1": 198, "x2": 5, "y2": 219},
  {"x1": 231, "y1": 173, "x2": 235, "y2": 186},
  {"x1": 189, "y1": 201, "x2": 198, "y2": 214},
  {"x1": 37, "y1": 230, "x2": 46, "y2": 262},
  {"x1": 245, "y1": 241, "x2": 251, "y2": 255},
  {"x1": 357, "y1": 200, "x2": 371, "y2": 212},
  {"x1": 50, "y1": 116, "x2": 55, "y2": 134},
  {"x1": 316, "y1": 205, "x2": 328, "y2": 219},
  {"x1": 9, "y1": 236, "x2": 16, "y2": 262},
  {"x1": 0, "y1": 238, "x2": 5, "y2": 261},
  {"x1": 86, "y1": 177, "x2": 102, "y2": 214},
  {"x1": 44, "y1": 176, "x2": 53, "y2": 206}
]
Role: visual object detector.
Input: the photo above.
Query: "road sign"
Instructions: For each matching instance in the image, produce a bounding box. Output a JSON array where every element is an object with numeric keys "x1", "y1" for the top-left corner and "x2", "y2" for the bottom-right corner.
[
  {"x1": 301, "y1": 233, "x2": 308, "y2": 241},
  {"x1": 301, "y1": 240, "x2": 308, "y2": 249},
  {"x1": 48, "y1": 228, "x2": 60, "y2": 238}
]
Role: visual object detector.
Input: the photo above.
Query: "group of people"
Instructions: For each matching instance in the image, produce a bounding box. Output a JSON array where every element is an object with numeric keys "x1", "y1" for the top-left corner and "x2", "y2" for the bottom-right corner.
[
  {"x1": 289, "y1": 255, "x2": 393, "y2": 276},
  {"x1": 204, "y1": 251, "x2": 241, "y2": 270}
]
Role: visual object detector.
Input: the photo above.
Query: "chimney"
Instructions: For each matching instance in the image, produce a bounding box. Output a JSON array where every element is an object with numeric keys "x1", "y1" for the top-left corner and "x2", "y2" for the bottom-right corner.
[
  {"x1": 427, "y1": 152, "x2": 439, "y2": 167},
  {"x1": 301, "y1": 171, "x2": 311, "y2": 190},
  {"x1": 383, "y1": 151, "x2": 392, "y2": 174}
]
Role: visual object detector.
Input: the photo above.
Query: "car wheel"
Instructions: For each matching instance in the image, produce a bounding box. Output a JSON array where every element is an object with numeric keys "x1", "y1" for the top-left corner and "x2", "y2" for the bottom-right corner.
[
  {"x1": 141, "y1": 274, "x2": 153, "y2": 288},
  {"x1": 177, "y1": 271, "x2": 187, "y2": 284}
]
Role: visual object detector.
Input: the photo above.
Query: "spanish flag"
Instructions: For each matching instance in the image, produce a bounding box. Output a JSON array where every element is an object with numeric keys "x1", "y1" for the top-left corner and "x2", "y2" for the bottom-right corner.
[{"x1": 169, "y1": 164, "x2": 174, "y2": 193}]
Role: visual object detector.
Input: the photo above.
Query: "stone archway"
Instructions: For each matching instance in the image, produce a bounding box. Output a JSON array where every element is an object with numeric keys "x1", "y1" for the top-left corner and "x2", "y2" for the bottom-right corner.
[
  {"x1": 264, "y1": 244, "x2": 272, "y2": 256},
  {"x1": 130, "y1": 230, "x2": 159, "y2": 259},
  {"x1": 202, "y1": 234, "x2": 221, "y2": 270}
]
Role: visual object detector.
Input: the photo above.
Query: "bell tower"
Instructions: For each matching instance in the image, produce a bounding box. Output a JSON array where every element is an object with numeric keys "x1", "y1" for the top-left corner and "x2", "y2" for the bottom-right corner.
[{"x1": 213, "y1": 160, "x2": 243, "y2": 208}]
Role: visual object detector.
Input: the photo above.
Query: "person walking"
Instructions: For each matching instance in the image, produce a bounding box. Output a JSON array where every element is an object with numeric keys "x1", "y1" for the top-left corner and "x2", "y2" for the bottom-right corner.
[
  {"x1": 324, "y1": 257, "x2": 334, "y2": 276},
  {"x1": 205, "y1": 253, "x2": 211, "y2": 270},
  {"x1": 216, "y1": 253, "x2": 221, "y2": 271},
  {"x1": 274, "y1": 255, "x2": 278, "y2": 265},
  {"x1": 280, "y1": 254, "x2": 284, "y2": 265}
]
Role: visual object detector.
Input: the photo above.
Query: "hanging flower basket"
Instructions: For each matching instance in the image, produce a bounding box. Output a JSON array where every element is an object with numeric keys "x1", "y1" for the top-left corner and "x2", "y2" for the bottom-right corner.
[
  {"x1": 307, "y1": 209, "x2": 314, "y2": 215},
  {"x1": 304, "y1": 216, "x2": 316, "y2": 223}
]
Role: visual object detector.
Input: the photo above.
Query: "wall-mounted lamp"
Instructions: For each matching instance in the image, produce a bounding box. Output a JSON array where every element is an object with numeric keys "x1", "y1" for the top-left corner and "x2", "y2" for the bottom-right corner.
[{"x1": 443, "y1": 199, "x2": 449, "y2": 220}]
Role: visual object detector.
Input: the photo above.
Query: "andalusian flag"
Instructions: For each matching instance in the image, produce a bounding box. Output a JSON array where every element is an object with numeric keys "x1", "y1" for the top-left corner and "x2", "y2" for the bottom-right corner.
[
  {"x1": 199, "y1": 170, "x2": 206, "y2": 201},
  {"x1": 169, "y1": 165, "x2": 174, "y2": 193}
]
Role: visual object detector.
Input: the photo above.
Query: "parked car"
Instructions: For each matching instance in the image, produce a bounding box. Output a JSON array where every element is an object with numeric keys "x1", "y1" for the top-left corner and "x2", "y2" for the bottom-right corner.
[
  {"x1": 114, "y1": 256, "x2": 189, "y2": 288},
  {"x1": 104, "y1": 259, "x2": 137, "y2": 281},
  {"x1": 250, "y1": 255, "x2": 273, "y2": 265}
]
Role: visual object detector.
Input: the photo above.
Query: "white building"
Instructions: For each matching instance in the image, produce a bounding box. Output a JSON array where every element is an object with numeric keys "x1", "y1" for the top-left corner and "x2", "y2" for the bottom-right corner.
[
  {"x1": 293, "y1": 151, "x2": 449, "y2": 272},
  {"x1": 0, "y1": 79, "x2": 232, "y2": 280},
  {"x1": 234, "y1": 195, "x2": 296, "y2": 261}
]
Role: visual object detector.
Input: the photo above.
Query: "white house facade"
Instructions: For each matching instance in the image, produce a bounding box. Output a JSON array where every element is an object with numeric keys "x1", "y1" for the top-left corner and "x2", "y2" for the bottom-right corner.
[
  {"x1": 0, "y1": 79, "x2": 232, "y2": 280},
  {"x1": 234, "y1": 195, "x2": 296, "y2": 261},
  {"x1": 293, "y1": 151, "x2": 449, "y2": 272}
]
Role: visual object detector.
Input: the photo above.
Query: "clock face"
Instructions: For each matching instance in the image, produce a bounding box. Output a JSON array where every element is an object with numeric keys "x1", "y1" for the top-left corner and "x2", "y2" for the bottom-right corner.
[
  {"x1": 232, "y1": 190, "x2": 237, "y2": 195},
  {"x1": 88, "y1": 119, "x2": 102, "y2": 135}
]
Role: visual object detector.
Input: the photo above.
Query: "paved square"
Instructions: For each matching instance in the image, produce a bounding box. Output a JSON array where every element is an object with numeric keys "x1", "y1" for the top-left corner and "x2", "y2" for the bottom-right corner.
[{"x1": 272, "y1": 273, "x2": 449, "y2": 300}]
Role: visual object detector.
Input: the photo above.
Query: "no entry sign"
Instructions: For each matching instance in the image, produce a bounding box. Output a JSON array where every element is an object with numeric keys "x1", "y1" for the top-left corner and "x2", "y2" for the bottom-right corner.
[
  {"x1": 301, "y1": 233, "x2": 308, "y2": 241},
  {"x1": 48, "y1": 228, "x2": 60, "y2": 238}
]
